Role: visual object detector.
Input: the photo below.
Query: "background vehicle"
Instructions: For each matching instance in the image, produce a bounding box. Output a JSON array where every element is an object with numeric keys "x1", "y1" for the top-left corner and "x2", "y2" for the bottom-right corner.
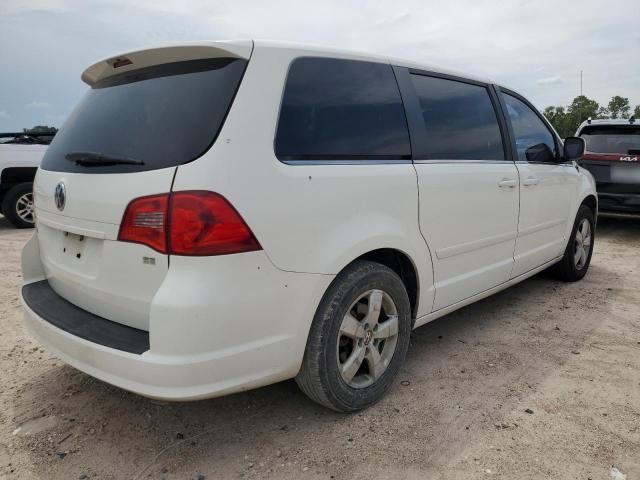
[
  {"x1": 20, "y1": 41, "x2": 596, "y2": 412},
  {"x1": 576, "y1": 117, "x2": 640, "y2": 214},
  {"x1": 1, "y1": 132, "x2": 54, "y2": 228}
]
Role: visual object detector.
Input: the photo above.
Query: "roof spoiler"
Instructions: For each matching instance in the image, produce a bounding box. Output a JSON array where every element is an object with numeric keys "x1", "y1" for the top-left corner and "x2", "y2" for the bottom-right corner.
[{"x1": 81, "y1": 40, "x2": 254, "y2": 86}]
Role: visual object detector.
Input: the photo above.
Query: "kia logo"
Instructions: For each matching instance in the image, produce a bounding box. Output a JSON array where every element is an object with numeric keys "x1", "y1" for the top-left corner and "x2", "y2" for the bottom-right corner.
[{"x1": 54, "y1": 182, "x2": 66, "y2": 211}]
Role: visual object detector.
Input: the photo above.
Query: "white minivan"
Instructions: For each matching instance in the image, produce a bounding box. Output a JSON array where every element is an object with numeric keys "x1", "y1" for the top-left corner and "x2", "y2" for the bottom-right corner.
[{"x1": 21, "y1": 40, "x2": 597, "y2": 412}]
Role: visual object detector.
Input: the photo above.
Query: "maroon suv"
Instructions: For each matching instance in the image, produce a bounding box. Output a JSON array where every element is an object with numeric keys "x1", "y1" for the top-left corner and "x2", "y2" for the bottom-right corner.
[{"x1": 577, "y1": 118, "x2": 640, "y2": 214}]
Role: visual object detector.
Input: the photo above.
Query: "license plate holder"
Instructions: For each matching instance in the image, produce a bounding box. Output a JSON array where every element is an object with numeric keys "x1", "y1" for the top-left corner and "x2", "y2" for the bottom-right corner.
[{"x1": 611, "y1": 164, "x2": 640, "y2": 183}]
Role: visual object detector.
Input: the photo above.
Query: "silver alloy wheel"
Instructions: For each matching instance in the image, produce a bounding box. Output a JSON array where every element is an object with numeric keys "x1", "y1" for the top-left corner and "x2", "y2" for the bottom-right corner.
[
  {"x1": 574, "y1": 218, "x2": 591, "y2": 270},
  {"x1": 337, "y1": 289, "x2": 399, "y2": 389},
  {"x1": 15, "y1": 192, "x2": 34, "y2": 224}
]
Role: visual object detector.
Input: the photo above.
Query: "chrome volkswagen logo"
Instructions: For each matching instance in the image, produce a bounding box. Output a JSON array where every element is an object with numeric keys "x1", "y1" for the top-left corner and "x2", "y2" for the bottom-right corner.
[{"x1": 54, "y1": 182, "x2": 66, "y2": 211}]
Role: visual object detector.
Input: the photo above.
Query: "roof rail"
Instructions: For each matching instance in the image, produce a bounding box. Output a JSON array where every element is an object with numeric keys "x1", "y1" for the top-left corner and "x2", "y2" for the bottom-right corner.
[
  {"x1": 630, "y1": 116, "x2": 636, "y2": 125},
  {"x1": 587, "y1": 117, "x2": 592, "y2": 125}
]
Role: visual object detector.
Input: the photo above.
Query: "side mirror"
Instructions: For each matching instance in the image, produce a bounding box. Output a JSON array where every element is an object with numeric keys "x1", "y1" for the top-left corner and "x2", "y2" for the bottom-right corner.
[{"x1": 563, "y1": 137, "x2": 585, "y2": 161}]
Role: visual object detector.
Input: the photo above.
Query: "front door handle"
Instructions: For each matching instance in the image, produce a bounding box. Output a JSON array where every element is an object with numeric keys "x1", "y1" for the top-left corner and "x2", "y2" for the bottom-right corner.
[
  {"x1": 522, "y1": 176, "x2": 539, "y2": 187},
  {"x1": 498, "y1": 178, "x2": 518, "y2": 188}
]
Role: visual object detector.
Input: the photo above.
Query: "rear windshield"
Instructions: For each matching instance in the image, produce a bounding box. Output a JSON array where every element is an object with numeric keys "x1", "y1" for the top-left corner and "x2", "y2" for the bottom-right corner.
[
  {"x1": 41, "y1": 58, "x2": 247, "y2": 174},
  {"x1": 580, "y1": 125, "x2": 640, "y2": 155}
]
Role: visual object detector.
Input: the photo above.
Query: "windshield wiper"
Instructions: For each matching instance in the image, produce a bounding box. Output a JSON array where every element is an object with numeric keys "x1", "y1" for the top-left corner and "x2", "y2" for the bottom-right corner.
[{"x1": 65, "y1": 151, "x2": 145, "y2": 166}]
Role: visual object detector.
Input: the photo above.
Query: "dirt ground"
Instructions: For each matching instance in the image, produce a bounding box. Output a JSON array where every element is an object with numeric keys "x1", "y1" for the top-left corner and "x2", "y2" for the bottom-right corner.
[{"x1": 1, "y1": 214, "x2": 639, "y2": 480}]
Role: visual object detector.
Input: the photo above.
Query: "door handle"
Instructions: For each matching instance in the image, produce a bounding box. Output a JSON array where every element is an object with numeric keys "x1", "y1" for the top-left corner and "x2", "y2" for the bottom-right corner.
[
  {"x1": 522, "y1": 176, "x2": 539, "y2": 187},
  {"x1": 498, "y1": 178, "x2": 518, "y2": 188}
]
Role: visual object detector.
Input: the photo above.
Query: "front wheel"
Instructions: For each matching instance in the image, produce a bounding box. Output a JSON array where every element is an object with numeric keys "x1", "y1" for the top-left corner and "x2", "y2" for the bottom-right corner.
[
  {"x1": 296, "y1": 260, "x2": 412, "y2": 412},
  {"x1": 551, "y1": 204, "x2": 595, "y2": 282},
  {"x1": 2, "y1": 182, "x2": 35, "y2": 229}
]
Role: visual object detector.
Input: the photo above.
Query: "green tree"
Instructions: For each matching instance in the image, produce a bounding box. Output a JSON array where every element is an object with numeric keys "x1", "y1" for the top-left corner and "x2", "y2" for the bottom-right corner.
[
  {"x1": 543, "y1": 106, "x2": 574, "y2": 138},
  {"x1": 607, "y1": 96, "x2": 630, "y2": 119},
  {"x1": 633, "y1": 105, "x2": 640, "y2": 118},
  {"x1": 567, "y1": 95, "x2": 600, "y2": 124},
  {"x1": 23, "y1": 125, "x2": 57, "y2": 134},
  {"x1": 544, "y1": 95, "x2": 602, "y2": 137},
  {"x1": 22, "y1": 125, "x2": 57, "y2": 144}
]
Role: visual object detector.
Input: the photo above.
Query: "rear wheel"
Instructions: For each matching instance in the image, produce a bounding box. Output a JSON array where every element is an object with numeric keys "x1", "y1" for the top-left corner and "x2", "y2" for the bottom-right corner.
[
  {"x1": 296, "y1": 260, "x2": 411, "y2": 412},
  {"x1": 551, "y1": 204, "x2": 595, "y2": 281},
  {"x1": 2, "y1": 182, "x2": 35, "y2": 228}
]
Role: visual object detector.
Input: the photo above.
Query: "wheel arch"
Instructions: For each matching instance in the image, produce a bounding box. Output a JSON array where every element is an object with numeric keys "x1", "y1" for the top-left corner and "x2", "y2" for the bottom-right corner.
[
  {"x1": 353, "y1": 248, "x2": 420, "y2": 320},
  {"x1": 1, "y1": 166, "x2": 37, "y2": 187},
  {"x1": 581, "y1": 194, "x2": 598, "y2": 217},
  {"x1": 0, "y1": 167, "x2": 37, "y2": 202}
]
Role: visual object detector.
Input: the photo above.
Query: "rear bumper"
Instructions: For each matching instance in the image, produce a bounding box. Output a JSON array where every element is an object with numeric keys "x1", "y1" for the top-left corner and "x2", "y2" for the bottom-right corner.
[
  {"x1": 22, "y1": 280, "x2": 149, "y2": 354},
  {"x1": 598, "y1": 192, "x2": 640, "y2": 214},
  {"x1": 21, "y1": 296, "x2": 301, "y2": 401},
  {"x1": 21, "y1": 236, "x2": 334, "y2": 401}
]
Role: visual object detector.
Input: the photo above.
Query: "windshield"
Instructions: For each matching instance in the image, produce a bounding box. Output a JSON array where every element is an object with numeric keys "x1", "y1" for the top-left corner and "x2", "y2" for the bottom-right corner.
[
  {"x1": 41, "y1": 57, "x2": 247, "y2": 174},
  {"x1": 580, "y1": 125, "x2": 640, "y2": 155}
]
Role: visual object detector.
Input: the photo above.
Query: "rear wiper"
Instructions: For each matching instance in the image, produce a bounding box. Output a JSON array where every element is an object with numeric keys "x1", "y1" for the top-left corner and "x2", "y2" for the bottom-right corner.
[{"x1": 64, "y1": 151, "x2": 145, "y2": 166}]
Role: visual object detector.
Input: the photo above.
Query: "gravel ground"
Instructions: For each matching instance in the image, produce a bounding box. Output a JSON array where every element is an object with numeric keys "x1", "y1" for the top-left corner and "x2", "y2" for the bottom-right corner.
[{"x1": 1, "y1": 214, "x2": 639, "y2": 480}]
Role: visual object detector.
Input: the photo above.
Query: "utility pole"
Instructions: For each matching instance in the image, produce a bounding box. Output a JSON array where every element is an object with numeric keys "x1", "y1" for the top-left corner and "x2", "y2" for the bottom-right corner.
[{"x1": 578, "y1": 70, "x2": 584, "y2": 125}]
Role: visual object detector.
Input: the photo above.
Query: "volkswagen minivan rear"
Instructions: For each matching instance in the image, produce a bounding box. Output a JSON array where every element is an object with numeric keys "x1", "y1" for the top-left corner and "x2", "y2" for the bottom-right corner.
[{"x1": 20, "y1": 41, "x2": 332, "y2": 400}]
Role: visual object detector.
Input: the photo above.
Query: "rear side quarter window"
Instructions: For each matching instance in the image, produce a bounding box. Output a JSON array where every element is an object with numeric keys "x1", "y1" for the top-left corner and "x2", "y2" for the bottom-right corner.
[{"x1": 275, "y1": 57, "x2": 411, "y2": 161}]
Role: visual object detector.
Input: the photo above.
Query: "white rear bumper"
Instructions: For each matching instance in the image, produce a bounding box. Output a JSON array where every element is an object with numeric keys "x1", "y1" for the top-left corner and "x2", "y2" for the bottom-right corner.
[{"x1": 21, "y1": 235, "x2": 333, "y2": 400}]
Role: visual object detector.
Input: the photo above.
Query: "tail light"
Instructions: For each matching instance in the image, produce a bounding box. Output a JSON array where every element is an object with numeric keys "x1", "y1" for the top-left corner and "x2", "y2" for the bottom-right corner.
[
  {"x1": 118, "y1": 194, "x2": 168, "y2": 252},
  {"x1": 118, "y1": 191, "x2": 261, "y2": 256}
]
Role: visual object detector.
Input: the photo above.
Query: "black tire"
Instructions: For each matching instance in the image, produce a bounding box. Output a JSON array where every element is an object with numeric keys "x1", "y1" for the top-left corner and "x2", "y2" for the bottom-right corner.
[
  {"x1": 2, "y1": 182, "x2": 35, "y2": 229},
  {"x1": 296, "y1": 260, "x2": 412, "y2": 412},
  {"x1": 551, "y1": 204, "x2": 595, "y2": 282}
]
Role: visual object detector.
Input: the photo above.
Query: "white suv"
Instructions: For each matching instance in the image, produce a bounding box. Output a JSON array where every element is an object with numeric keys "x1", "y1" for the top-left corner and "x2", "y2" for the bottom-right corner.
[{"x1": 21, "y1": 40, "x2": 596, "y2": 412}]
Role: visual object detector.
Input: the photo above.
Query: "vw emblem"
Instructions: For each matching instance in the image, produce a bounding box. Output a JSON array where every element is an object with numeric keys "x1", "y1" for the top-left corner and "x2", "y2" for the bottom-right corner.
[{"x1": 54, "y1": 182, "x2": 66, "y2": 211}]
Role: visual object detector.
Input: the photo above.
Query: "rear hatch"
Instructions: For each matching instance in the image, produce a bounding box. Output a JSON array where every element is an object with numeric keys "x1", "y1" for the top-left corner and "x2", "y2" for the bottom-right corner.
[
  {"x1": 33, "y1": 41, "x2": 252, "y2": 331},
  {"x1": 578, "y1": 124, "x2": 640, "y2": 195}
]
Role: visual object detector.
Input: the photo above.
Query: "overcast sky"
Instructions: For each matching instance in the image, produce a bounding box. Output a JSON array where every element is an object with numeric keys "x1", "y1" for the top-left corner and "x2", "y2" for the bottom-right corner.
[{"x1": 1, "y1": 0, "x2": 639, "y2": 131}]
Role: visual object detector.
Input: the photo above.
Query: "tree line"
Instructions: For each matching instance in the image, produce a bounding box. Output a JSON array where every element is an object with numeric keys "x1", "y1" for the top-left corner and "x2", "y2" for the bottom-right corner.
[
  {"x1": 23, "y1": 125, "x2": 58, "y2": 135},
  {"x1": 544, "y1": 96, "x2": 640, "y2": 138}
]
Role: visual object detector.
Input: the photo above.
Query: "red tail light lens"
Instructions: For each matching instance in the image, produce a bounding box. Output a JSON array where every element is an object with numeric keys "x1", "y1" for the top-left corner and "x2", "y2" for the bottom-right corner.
[
  {"x1": 118, "y1": 191, "x2": 261, "y2": 256},
  {"x1": 169, "y1": 191, "x2": 261, "y2": 256},
  {"x1": 118, "y1": 194, "x2": 168, "y2": 253}
]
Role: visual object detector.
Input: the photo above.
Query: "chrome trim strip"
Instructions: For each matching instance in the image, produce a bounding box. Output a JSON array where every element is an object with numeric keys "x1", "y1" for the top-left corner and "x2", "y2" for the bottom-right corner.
[
  {"x1": 413, "y1": 159, "x2": 514, "y2": 165},
  {"x1": 514, "y1": 161, "x2": 575, "y2": 167},
  {"x1": 281, "y1": 159, "x2": 413, "y2": 166}
]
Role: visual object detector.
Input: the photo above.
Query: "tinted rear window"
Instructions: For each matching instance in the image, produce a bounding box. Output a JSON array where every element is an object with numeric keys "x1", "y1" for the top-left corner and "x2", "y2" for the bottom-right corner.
[
  {"x1": 410, "y1": 74, "x2": 504, "y2": 160},
  {"x1": 275, "y1": 57, "x2": 411, "y2": 160},
  {"x1": 41, "y1": 58, "x2": 247, "y2": 174},
  {"x1": 579, "y1": 125, "x2": 640, "y2": 155}
]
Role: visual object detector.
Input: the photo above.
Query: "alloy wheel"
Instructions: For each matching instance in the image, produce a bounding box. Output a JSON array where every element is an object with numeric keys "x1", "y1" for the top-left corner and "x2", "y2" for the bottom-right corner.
[
  {"x1": 337, "y1": 289, "x2": 399, "y2": 389},
  {"x1": 574, "y1": 218, "x2": 591, "y2": 270},
  {"x1": 15, "y1": 192, "x2": 34, "y2": 224}
]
